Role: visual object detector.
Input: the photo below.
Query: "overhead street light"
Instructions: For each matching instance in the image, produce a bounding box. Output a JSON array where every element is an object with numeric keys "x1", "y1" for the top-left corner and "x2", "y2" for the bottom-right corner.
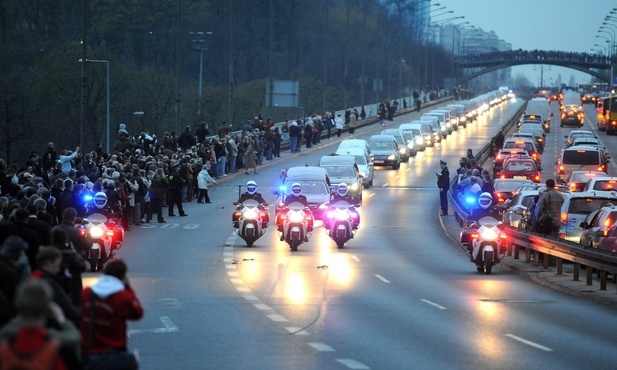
[
  {"x1": 189, "y1": 31, "x2": 213, "y2": 116},
  {"x1": 78, "y1": 58, "x2": 110, "y2": 153}
]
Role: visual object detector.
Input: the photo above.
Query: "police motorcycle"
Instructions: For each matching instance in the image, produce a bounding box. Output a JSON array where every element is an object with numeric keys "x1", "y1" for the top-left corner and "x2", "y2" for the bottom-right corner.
[
  {"x1": 321, "y1": 184, "x2": 360, "y2": 249},
  {"x1": 275, "y1": 183, "x2": 314, "y2": 252},
  {"x1": 232, "y1": 183, "x2": 269, "y2": 247},
  {"x1": 459, "y1": 193, "x2": 506, "y2": 274},
  {"x1": 79, "y1": 191, "x2": 125, "y2": 272}
]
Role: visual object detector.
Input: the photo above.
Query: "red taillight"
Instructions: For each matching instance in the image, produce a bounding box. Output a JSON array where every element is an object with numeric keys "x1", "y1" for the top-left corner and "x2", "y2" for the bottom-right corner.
[
  {"x1": 558, "y1": 165, "x2": 564, "y2": 175},
  {"x1": 79, "y1": 229, "x2": 86, "y2": 237},
  {"x1": 500, "y1": 175, "x2": 505, "y2": 179},
  {"x1": 561, "y1": 213, "x2": 567, "y2": 224},
  {"x1": 534, "y1": 174, "x2": 540, "y2": 182},
  {"x1": 499, "y1": 232, "x2": 507, "y2": 240},
  {"x1": 598, "y1": 165, "x2": 605, "y2": 172},
  {"x1": 497, "y1": 193, "x2": 504, "y2": 201}
]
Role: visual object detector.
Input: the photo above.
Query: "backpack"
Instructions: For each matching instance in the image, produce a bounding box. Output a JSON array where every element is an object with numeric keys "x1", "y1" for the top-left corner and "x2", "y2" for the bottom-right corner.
[
  {"x1": 0, "y1": 338, "x2": 60, "y2": 370},
  {"x1": 137, "y1": 178, "x2": 148, "y2": 198}
]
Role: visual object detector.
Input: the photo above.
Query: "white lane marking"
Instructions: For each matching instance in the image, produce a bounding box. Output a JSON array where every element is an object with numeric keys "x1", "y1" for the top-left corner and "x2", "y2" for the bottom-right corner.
[
  {"x1": 223, "y1": 251, "x2": 234, "y2": 257},
  {"x1": 225, "y1": 264, "x2": 236, "y2": 270},
  {"x1": 242, "y1": 294, "x2": 259, "y2": 301},
  {"x1": 420, "y1": 299, "x2": 447, "y2": 310},
  {"x1": 286, "y1": 327, "x2": 311, "y2": 336},
  {"x1": 236, "y1": 287, "x2": 250, "y2": 292},
  {"x1": 505, "y1": 334, "x2": 553, "y2": 352},
  {"x1": 395, "y1": 175, "x2": 400, "y2": 179},
  {"x1": 267, "y1": 314, "x2": 288, "y2": 322},
  {"x1": 308, "y1": 342, "x2": 336, "y2": 352},
  {"x1": 230, "y1": 278, "x2": 244, "y2": 285},
  {"x1": 127, "y1": 316, "x2": 179, "y2": 337},
  {"x1": 381, "y1": 183, "x2": 389, "y2": 187},
  {"x1": 375, "y1": 274, "x2": 390, "y2": 283},
  {"x1": 406, "y1": 168, "x2": 411, "y2": 172},
  {"x1": 369, "y1": 193, "x2": 376, "y2": 197},
  {"x1": 254, "y1": 303, "x2": 272, "y2": 310},
  {"x1": 351, "y1": 255, "x2": 361, "y2": 263},
  {"x1": 336, "y1": 359, "x2": 371, "y2": 369},
  {"x1": 227, "y1": 271, "x2": 240, "y2": 277}
]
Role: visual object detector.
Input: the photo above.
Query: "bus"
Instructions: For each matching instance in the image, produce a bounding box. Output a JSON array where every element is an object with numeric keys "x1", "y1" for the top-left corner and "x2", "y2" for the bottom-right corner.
[{"x1": 599, "y1": 96, "x2": 617, "y2": 135}]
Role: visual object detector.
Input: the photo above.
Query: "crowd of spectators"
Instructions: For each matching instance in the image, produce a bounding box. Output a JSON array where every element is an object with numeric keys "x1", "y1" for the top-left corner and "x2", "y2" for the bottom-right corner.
[{"x1": 457, "y1": 50, "x2": 614, "y2": 65}]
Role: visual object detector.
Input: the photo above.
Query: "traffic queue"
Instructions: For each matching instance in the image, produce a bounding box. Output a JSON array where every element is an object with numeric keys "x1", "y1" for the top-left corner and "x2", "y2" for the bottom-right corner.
[
  {"x1": 231, "y1": 88, "x2": 515, "y2": 252},
  {"x1": 491, "y1": 93, "x2": 617, "y2": 258}
]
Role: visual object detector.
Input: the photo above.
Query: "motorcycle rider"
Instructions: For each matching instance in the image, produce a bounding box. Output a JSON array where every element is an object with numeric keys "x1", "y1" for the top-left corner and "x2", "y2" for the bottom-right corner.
[
  {"x1": 462, "y1": 192, "x2": 502, "y2": 262},
  {"x1": 84, "y1": 192, "x2": 121, "y2": 265},
  {"x1": 323, "y1": 183, "x2": 360, "y2": 231},
  {"x1": 276, "y1": 183, "x2": 313, "y2": 239},
  {"x1": 233, "y1": 181, "x2": 269, "y2": 228}
]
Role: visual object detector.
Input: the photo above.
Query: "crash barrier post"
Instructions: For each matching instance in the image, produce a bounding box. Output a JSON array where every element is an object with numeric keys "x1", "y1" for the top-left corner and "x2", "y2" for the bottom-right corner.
[{"x1": 506, "y1": 228, "x2": 617, "y2": 292}]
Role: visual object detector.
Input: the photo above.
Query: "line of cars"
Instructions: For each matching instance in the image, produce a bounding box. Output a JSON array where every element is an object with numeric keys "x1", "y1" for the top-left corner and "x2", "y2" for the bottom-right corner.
[{"x1": 498, "y1": 119, "x2": 617, "y2": 254}]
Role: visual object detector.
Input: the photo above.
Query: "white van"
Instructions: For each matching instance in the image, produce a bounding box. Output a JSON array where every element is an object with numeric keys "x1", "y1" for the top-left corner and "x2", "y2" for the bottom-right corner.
[
  {"x1": 423, "y1": 111, "x2": 451, "y2": 135},
  {"x1": 335, "y1": 146, "x2": 374, "y2": 188},
  {"x1": 526, "y1": 98, "x2": 552, "y2": 127},
  {"x1": 405, "y1": 121, "x2": 434, "y2": 148},
  {"x1": 433, "y1": 108, "x2": 457, "y2": 131},
  {"x1": 337, "y1": 139, "x2": 371, "y2": 156},
  {"x1": 557, "y1": 145, "x2": 610, "y2": 183},
  {"x1": 398, "y1": 122, "x2": 425, "y2": 151}
]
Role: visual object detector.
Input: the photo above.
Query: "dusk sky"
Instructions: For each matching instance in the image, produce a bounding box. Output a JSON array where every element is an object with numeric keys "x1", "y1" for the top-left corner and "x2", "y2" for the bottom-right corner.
[{"x1": 434, "y1": 0, "x2": 617, "y2": 86}]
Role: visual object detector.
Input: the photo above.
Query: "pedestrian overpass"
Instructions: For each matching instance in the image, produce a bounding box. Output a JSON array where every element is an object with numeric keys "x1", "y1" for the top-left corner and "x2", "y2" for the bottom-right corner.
[{"x1": 455, "y1": 50, "x2": 613, "y2": 85}]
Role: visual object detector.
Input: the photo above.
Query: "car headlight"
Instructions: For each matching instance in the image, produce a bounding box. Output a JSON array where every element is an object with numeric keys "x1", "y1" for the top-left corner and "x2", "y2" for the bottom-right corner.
[
  {"x1": 359, "y1": 171, "x2": 366, "y2": 177},
  {"x1": 350, "y1": 183, "x2": 359, "y2": 191},
  {"x1": 399, "y1": 148, "x2": 406, "y2": 154},
  {"x1": 415, "y1": 138, "x2": 423, "y2": 145},
  {"x1": 407, "y1": 143, "x2": 414, "y2": 149},
  {"x1": 441, "y1": 126, "x2": 447, "y2": 132},
  {"x1": 387, "y1": 155, "x2": 396, "y2": 160},
  {"x1": 90, "y1": 226, "x2": 104, "y2": 238},
  {"x1": 446, "y1": 122, "x2": 451, "y2": 128}
]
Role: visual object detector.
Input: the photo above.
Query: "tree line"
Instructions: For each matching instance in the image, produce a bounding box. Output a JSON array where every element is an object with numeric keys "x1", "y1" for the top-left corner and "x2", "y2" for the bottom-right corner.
[{"x1": 0, "y1": 0, "x2": 454, "y2": 164}]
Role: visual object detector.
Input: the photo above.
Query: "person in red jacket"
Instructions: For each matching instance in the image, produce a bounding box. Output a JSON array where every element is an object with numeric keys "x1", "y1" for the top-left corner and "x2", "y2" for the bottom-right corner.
[{"x1": 80, "y1": 259, "x2": 144, "y2": 355}]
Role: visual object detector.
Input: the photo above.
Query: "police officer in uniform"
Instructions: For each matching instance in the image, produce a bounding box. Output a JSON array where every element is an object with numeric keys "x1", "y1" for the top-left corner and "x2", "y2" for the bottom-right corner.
[
  {"x1": 168, "y1": 163, "x2": 187, "y2": 217},
  {"x1": 234, "y1": 181, "x2": 269, "y2": 227},
  {"x1": 436, "y1": 160, "x2": 450, "y2": 216}
]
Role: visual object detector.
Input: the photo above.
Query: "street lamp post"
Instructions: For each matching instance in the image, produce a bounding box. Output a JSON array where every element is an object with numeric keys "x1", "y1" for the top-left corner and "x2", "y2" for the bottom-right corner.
[
  {"x1": 190, "y1": 31, "x2": 213, "y2": 116},
  {"x1": 430, "y1": 16, "x2": 464, "y2": 89},
  {"x1": 78, "y1": 59, "x2": 110, "y2": 153}
]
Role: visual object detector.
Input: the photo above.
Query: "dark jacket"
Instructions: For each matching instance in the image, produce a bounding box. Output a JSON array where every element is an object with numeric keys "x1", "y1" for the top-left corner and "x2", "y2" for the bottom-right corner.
[{"x1": 437, "y1": 167, "x2": 450, "y2": 191}]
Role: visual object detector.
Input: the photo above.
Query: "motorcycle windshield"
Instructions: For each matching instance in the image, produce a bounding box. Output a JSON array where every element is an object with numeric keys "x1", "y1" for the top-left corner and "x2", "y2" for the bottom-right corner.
[
  {"x1": 85, "y1": 213, "x2": 108, "y2": 224},
  {"x1": 478, "y1": 216, "x2": 499, "y2": 227},
  {"x1": 240, "y1": 199, "x2": 260, "y2": 209},
  {"x1": 287, "y1": 201, "x2": 307, "y2": 211},
  {"x1": 331, "y1": 200, "x2": 352, "y2": 210}
]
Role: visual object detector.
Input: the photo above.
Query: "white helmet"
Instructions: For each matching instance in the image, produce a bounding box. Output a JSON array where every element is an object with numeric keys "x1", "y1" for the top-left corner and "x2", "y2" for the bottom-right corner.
[
  {"x1": 246, "y1": 181, "x2": 257, "y2": 195},
  {"x1": 337, "y1": 183, "x2": 349, "y2": 197},
  {"x1": 291, "y1": 182, "x2": 302, "y2": 196},
  {"x1": 478, "y1": 192, "x2": 492, "y2": 210},
  {"x1": 94, "y1": 191, "x2": 108, "y2": 209}
]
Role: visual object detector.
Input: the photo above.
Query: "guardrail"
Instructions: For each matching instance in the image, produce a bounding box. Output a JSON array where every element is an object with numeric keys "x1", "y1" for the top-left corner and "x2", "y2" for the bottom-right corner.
[
  {"x1": 448, "y1": 99, "x2": 617, "y2": 292},
  {"x1": 506, "y1": 228, "x2": 617, "y2": 292}
]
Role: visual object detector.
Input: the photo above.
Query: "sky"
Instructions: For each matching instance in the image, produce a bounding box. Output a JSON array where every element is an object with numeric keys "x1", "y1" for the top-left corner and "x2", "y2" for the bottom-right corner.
[{"x1": 435, "y1": 0, "x2": 616, "y2": 86}]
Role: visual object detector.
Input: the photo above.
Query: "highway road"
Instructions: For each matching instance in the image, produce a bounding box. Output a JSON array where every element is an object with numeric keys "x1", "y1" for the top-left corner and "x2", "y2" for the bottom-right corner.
[{"x1": 84, "y1": 97, "x2": 617, "y2": 369}]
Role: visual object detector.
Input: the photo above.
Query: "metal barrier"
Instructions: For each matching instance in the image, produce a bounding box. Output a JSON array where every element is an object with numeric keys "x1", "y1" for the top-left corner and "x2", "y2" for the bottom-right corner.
[{"x1": 506, "y1": 228, "x2": 617, "y2": 292}]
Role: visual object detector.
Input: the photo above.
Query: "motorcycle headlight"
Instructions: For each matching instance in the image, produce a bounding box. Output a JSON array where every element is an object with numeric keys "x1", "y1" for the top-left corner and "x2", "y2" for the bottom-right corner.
[
  {"x1": 387, "y1": 155, "x2": 396, "y2": 160},
  {"x1": 90, "y1": 226, "x2": 104, "y2": 238},
  {"x1": 335, "y1": 211, "x2": 350, "y2": 221},
  {"x1": 289, "y1": 212, "x2": 304, "y2": 223},
  {"x1": 244, "y1": 209, "x2": 258, "y2": 219},
  {"x1": 480, "y1": 229, "x2": 498, "y2": 241}
]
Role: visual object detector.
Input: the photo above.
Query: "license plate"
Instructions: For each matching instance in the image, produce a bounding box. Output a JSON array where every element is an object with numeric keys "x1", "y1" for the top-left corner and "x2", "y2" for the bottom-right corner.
[
  {"x1": 374, "y1": 160, "x2": 384, "y2": 164},
  {"x1": 513, "y1": 176, "x2": 527, "y2": 179}
]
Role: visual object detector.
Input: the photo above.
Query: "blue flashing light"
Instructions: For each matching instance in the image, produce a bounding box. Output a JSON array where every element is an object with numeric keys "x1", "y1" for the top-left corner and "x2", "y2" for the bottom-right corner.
[
  {"x1": 84, "y1": 195, "x2": 93, "y2": 202},
  {"x1": 465, "y1": 197, "x2": 476, "y2": 204},
  {"x1": 279, "y1": 185, "x2": 287, "y2": 192}
]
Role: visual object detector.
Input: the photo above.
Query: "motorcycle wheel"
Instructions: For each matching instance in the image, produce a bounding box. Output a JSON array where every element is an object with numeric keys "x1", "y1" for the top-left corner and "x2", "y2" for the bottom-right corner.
[
  {"x1": 336, "y1": 241, "x2": 345, "y2": 249},
  {"x1": 476, "y1": 266, "x2": 483, "y2": 273},
  {"x1": 484, "y1": 251, "x2": 494, "y2": 274},
  {"x1": 290, "y1": 239, "x2": 299, "y2": 252},
  {"x1": 90, "y1": 249, "x2": 100, "y2": 272},
  {"x1": 245, "y1": 236, "x2": 255, "y2": 248}
]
